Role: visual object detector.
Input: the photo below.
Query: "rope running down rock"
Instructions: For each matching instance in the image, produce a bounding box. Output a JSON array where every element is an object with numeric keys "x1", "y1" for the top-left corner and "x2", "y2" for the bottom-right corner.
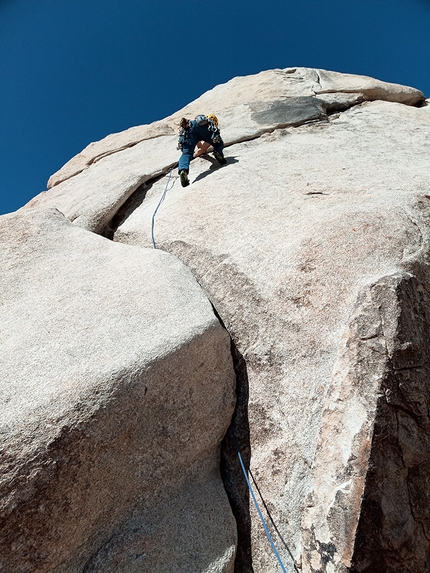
[
  {"x1": 151, "y1": 167, "x2": 175, "y2": 249},
  {"x1": 230, "y1": 428, "x2": 290, "y2": 573}
]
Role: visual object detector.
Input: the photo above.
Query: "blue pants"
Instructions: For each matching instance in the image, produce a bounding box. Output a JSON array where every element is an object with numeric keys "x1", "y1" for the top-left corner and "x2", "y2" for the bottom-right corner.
[{"x1": 178, "y1": 123, "x2": 224, "y2": 173}]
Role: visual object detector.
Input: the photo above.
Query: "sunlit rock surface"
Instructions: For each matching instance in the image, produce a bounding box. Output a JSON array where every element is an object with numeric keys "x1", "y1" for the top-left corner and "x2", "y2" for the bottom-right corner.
[
  {"x1": 4, "y1": 67, "x2": 430, "y2": 572},
  {"x1": 0, "y1": 208, "x2": 236, "y2": 573}
]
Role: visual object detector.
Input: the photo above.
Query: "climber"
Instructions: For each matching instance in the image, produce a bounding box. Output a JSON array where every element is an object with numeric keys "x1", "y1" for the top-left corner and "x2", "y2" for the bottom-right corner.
[{"x1": 177, "y1": 113, "x2": 227, "y2": 187}]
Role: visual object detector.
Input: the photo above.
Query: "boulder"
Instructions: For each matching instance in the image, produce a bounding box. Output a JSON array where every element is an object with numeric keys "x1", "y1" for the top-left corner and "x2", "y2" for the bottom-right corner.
[
  {"x1": 7, "y1": 68, "x2": 430, "y2": 572},
  {"x1": 0, "y1": 208, "x2": 236, "y2": 573}
]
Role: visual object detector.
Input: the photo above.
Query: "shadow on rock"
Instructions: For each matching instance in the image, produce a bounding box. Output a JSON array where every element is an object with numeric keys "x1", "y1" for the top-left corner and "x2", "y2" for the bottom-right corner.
[
  {"x1": 221, "y1": 340, "x2": 254, "y2": 573},
  {"x1": 193, "y1": 156, "x2": 239, "y2": 184}
]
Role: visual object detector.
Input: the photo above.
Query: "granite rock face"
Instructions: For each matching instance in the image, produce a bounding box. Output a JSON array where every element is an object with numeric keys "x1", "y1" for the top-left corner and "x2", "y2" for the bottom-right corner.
[
  {"x1": 112, "y1": 91, "x2": 430, "y2": 572},
  {"x1": 303, "y1": 273, "x2": 430, "y2": 573},
  {"x1": 0, "y1": 208, "x2": 236, "y2": 573},
  {"x1": 25, "y1": 68, "x2": 424, "y2": 236},
  {"x1": 47, "y1": 122, "x2": 175, "y2": 188},
  {"x1": 4, "y1": 67, "x2": 430, "y2": 572}
]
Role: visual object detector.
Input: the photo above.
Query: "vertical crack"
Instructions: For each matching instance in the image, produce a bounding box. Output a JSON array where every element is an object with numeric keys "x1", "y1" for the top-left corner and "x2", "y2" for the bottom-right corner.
[
  {"x1": 221, "y1": 339, "x2": 254, "y2": 573},
  {"x1": 210, "y1": 301, "x2": 254, "y2": 573},
  {"x1": 313, "y1": 69, "x2": 323, "y2": 95}
]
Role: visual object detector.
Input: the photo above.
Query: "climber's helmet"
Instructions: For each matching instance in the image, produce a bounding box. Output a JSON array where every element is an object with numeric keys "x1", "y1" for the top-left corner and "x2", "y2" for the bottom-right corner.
[{"x1": 207, "y1": 113, "x2": 219, "y2": 126}]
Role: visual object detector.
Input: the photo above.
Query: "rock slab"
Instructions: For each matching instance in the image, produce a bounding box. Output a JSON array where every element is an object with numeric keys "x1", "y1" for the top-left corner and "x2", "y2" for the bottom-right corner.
[
  {"x1": 112, "y1": 74, "x2": 430, "y2": 571},
  {"x1": 0, "y1": 208, "x2": 236, "y2": 573}
]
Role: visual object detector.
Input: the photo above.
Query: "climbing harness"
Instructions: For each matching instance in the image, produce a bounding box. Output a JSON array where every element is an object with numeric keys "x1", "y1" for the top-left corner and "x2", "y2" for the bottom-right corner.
[
  {"x1": 151, "y1": 167, "x2": 175, "y2": 249},
  {"x1": 230, "y1": 428, "x2": 290, "y2": 573}
]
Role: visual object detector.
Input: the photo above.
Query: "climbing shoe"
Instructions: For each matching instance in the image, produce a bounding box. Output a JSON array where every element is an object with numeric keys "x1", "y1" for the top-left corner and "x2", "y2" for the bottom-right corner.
[
  {"x1": 179, "y1": 169, "x2": 190, "y2": 187},
  {"x1": 213, "y1": 151, "x2": 227, "y2": 165}
]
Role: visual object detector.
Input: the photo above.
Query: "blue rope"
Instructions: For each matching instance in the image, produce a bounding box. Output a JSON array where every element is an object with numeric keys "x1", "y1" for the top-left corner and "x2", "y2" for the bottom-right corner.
[
  {"x1": 151, "y1": 167, "x2": 175, "y2": 249},
  {"x1": 230, "y1": 428, "x2": 289, "y2": 573},
  {"x1": 249, "y1": 467, "x2": 300, "y2": 573}
]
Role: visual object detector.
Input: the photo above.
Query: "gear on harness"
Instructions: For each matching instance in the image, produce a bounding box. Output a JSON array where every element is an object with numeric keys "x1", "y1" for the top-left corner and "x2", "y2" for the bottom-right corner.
[{"x1": 177, "y1": 118, "x2": 190, "y2": 150}]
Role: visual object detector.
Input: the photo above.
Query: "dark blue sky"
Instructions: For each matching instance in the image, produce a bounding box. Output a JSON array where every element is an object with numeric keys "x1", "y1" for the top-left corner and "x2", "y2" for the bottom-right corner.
[{"x1": 1, "y1": 0, "x2": 429, "y2": 215}]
